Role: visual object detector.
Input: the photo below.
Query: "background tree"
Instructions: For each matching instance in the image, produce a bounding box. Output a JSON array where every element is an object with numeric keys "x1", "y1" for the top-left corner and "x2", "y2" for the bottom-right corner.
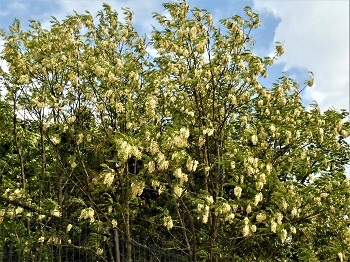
[{"x1": 0, "y1": 2, "x2": 349, "y2": 261}]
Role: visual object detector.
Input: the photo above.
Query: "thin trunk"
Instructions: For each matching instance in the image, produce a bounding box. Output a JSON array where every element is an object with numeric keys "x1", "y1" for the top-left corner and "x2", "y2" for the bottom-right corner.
[
  {"x1": 175, "y1": 204, "x2": 192, "y2": 258},
  {"x1": 39, "y1": 111, "x2": 46, "y2": 262},
  {"x1": 122, "y1": 162, "x2": 132, "y2": 262},
  {"x1": 12, "y1": 101, "x2": 25, "y2": 190},
  {"x1": 58, "y1": 163, "x2": 63, "y2": 262},
  {"x1": 180, "y1": 198, "x2": 197, "y2": 261}
]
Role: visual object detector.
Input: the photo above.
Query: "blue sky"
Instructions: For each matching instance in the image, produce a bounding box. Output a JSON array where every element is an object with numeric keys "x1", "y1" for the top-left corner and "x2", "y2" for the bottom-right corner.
[{"x1": 0, "y1": 0, "x2": 348, "y2": 113}]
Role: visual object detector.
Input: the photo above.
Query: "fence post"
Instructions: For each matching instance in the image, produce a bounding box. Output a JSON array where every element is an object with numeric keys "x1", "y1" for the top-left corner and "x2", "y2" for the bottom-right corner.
[{"x1": 113, "y1": 229, "x2": 121, "y2": 262}]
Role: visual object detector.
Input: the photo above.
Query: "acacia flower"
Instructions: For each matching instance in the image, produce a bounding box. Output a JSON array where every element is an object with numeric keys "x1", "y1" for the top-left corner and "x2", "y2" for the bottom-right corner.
[
  {"x1": 163, "y1": 215, "x2": 173, "y2": 230},
  {"x1": 271, "y1": 221, "x2": 277, "y2": 233},
  {"x1": 250, "y1": 225, "x2": 257, "y2": 233},
  {"x1": 234, "y1": 186, "x2": 242, "y2": 198},
  {"x1": 251, "y1": 134, "x2": 258, "y2": 145},
  {"x1": 246, "y1": 205, "x2": 252, "y2": 214},
  {"x1": 254, "y1": 192, "x2": 263, "y2": 206},
  {"x1": 281, "y1": 229, "x2": 287, "y2": 243},
  {"x1": 67, "y1": 224, "x2": 73, "y2": 232},
  {"x1": 205, "y1": 196, "x2": 214, "y2": 205},
  {"x1": 225, "y1": 213, "x2": 235, "y2": 223},
  {"x1": 242, "y1": 224, "x2": 250, "y2": 236},
  {"x1": 256, "y1": 213, "x2": 266, "y2": 223},
  {"x1": 276, "y1": 212, "x2": 283, "y2": 225}
]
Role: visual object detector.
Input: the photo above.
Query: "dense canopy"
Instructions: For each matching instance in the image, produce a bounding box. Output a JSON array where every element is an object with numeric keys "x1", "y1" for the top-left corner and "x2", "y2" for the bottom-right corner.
[{"x1": 0, "y1": 2, "x2": 349, "y2": 261}]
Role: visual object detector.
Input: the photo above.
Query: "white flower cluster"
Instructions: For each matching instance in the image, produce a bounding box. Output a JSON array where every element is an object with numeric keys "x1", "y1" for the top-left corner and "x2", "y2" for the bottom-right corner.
[
  {"x1": 51, "y1": 208, "x2": 61, "y2": 218},
  {"x1": 131, "y1": 181, "x2": 145, "y2": 198},
  {"x1": 254, "y1": 192, "x2": 263, "y2": 206},
  {"x1": 173, "y1": 168, "x2": 188, "y2": 185},
  {"x1": 3, "y1": 188, "x2": 24, "y2": 201},
  {"x1": 111, "y1": 219, "x2": 118, "y2": 228},
  {"x1": 186, "y1": 157, "x2": 198, "y2": 172},
  {"x1": 202, "y1": 128, "x2": 214, "y2": 137},
  {"x1": 96, "y1": 248, "x2": 104, "y2": 256},
  {"x1": 117, "y1": 140, "x2": 142, "y2": 162},
  {"x1": 0, "y1": 209, "x2": 5, "y2": 223},
  {"x1": 234, "y1": 186, "x2": 242, "y2": 198},
  {"x1": 67, "y1": 224, "x2": 73, "y2": 232},
  {"x1": 173, "y1": 127, "x2": 190, "y2": 148},
  {"x1": 198, "y1": 204, "x2": 210, "y2": 224},
  {"x1": 47, "y1": 236, "x2": 61, "y2": 245},
  {"x1": 224, "y1": 213, "x2": 235, "y2": 224},
  {"x1": 79, "y1": 207, "x2": 95, "y2": 224},
  {"x1": 256, "y1": 212, "x2": 266, "y2": 223},
  {"x1": 156, "y1": 153, "x2": 169, "y2": 171},
  {"x1": 271, "y1": 220, "x2": 277, "y2": 233},
  {"x1": 242, "y1": 217, "x2": 250, "y2": 236},
  {"x1": 173, "y1": 185, "x2": 183, "y2": 198},
  {"x1": 151, "y1": 180, "x2": 165, "y2": 195},
  {"x1": 103, "y1": 172, "x2": 115, "y2": 187},
  {"x1": 145, "y1": 96, "x2": 157, "y2": 117},
  {"x1": 163, "y1": 215, "x2": 173, "y2": 230},
  {"x1": 251, "y1": 134, "x2": 258, "y2": 145},
  {"x1": 280, "y1": 229, "x2": 287, "y2": 243}
]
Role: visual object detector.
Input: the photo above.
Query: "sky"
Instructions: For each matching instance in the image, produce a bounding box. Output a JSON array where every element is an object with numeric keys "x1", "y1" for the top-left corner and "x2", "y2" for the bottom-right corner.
[{"x1": 0, "y1": 0, "x2": 349, "y2": 171}]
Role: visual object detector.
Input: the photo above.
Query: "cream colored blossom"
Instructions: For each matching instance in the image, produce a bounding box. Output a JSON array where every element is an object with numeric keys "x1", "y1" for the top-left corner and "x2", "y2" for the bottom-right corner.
[
  {"x1": 320, "y1": 192, "x2": 328, "y2": 198},
  {"x1": 291, "y1": 207, "x2": 298, "y2": 218},
  {"x1": 163, "y1": 215, "x2": 173, "y2": 230},
  {"x1": 38, "y1": 214, "x2": 46, "y2": 221},
  {"x1": 67, "y1": 224, "x2": 73, "y2": 232},
  {"x1": 197, "y1": 203, "x2": 204, "y2": 212},
  {"x1": 251, "y1": 134, "x2": 258, "y2": 145},
  {"x1": 290, "y1": 226, "x2": 296, "y2": 234},
  {"x1": 173, "y1": 168, "x2": 188, "y2": 185},
  {"x1": 38, "y1": 236, "x2": 45, "y2": 243},
  {"x1": 266, "y1": 163, "x2": 272, "y2": 174},
  {"x1": 148, "y1": 161, "x2": 155, "y2": 173},
  {"x1": 111, "y1": 219, "x2": 118, "y2": 228},
  {"x1": 131, "y1": 181, "x2": 145, "y2": 198},
  {"x1": 202, "y1": 213, "x2": 209, "y2": 224},
  {"x1": 338, "y1": 252, "x2": 344, "y2": 262},
  {"x1": 271, "y1": 221, "x2": 277, "y2": 233},
  {"x1": 79, "y1": 207, "x2": 95, "y2": 223},
  {"x1": 246, "y1": 205, "x2": 252, "y2": 214},
  {"x1": 259, "y1": 173, "x2": 266, "y2": 184},
  {"x1": 51, "y1": 209, "x2": 61, "y2": 217},
  {"x1": 242, "y1": 224, "x2": 250, "y2": 236},
  {"x1": 225, "y1": 213, "x2": 235, "y2": 223},
  {"x1": 234, "y1": 186, "x2": 242, "y2": 198},
  {"x1": 314, "y1": 197, "x2": 321, "y2": 206},
  {"x1": 222, "y1": 203, "x2": 231, "y2": 214},
  {"x1": 250, "y1": 224, "x2": 257, "y2": 233},
  {"x1": 174, "y1": 185, "x2": 183, "y2": 198},
  {"x1": 281, "y1": 229, "x2": 287, "y2": 243},
  {"x1": 254, "y1": 192, "x2": 263, "y2": 206},
  {"x1": 15, "y1": 207, "x2": 24, "y2": 215},
  {"x1": 282, "y1": 199, "x2": 288, "y2": 210},
  {"x1": 256, "y1": 213, "x2": 266, "y2": 223},
  {"x1": 96, "y1": 248, "x2": 103, "y2": 256},
  {"x1": 276, "y1": 212, "x2": 283, "y2": 225},
  {"x1": 103, "y1": 172, "x2": 115, "y2": 187},
  {"x1": 206, "y1": 196, "x2": 214, "y2": 205}
]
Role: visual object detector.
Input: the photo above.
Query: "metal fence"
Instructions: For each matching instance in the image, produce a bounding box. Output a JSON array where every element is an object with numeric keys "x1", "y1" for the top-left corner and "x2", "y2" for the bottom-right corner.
[
  {"x1": 0, "y1": 227, "x2": 190, "y2": 262},
  {"x1": 118, "y1": 237, "x2": 189, "y2": 262}
]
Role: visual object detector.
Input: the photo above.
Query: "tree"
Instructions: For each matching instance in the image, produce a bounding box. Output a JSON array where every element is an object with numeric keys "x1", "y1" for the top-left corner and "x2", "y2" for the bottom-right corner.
[{"x1": 0, "y1": 2, "x2": 349, "y2": 261}]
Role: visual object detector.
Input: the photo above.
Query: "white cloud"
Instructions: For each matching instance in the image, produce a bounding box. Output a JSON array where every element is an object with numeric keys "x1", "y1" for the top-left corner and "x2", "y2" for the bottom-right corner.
[{"x1": 253, "y1": 1, "x2": 349, "y2": 113}]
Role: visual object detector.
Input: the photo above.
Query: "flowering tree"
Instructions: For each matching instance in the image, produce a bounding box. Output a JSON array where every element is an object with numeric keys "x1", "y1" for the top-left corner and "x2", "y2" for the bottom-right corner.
[{"x1": 1, "y1": 2, "x2": 349, "y2": 261}]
